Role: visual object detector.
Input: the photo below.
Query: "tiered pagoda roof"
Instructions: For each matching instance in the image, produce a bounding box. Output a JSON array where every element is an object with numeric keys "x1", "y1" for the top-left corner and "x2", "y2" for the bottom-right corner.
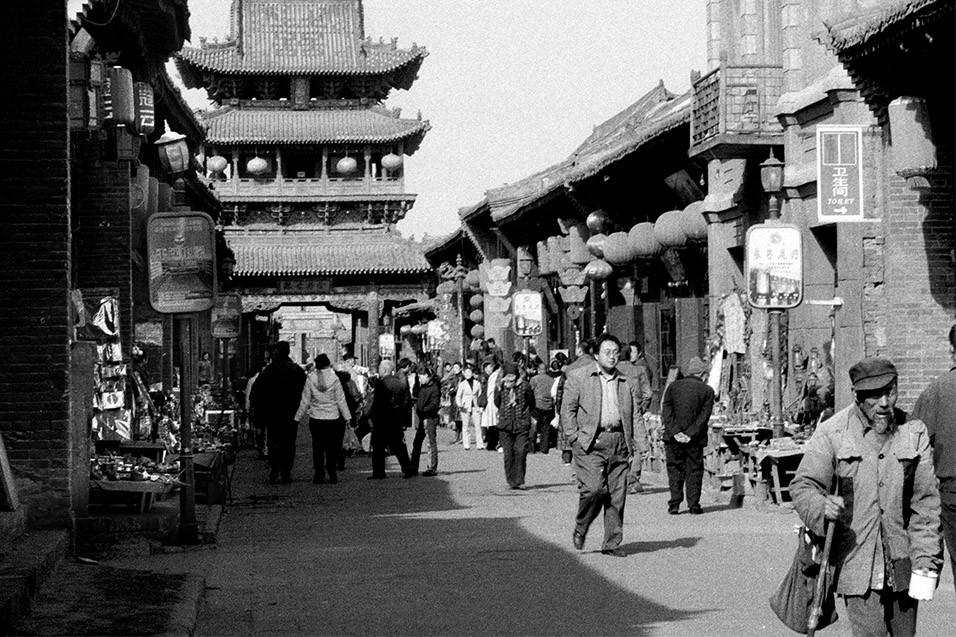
[
  {"x1": 204, "y1": 105, "x2": 429, "y2": 151},
  {"x1": 176, "y1": 0, "x2": 426, "y2": 91},
  {"x1": 226, "y1": 229, "x2": 431, "y2": 276}
]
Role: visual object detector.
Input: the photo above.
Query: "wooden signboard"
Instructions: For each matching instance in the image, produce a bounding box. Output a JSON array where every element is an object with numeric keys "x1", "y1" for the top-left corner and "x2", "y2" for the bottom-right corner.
[{"x1": 0, "y1": 430, "x2": 20, "y2": 511}]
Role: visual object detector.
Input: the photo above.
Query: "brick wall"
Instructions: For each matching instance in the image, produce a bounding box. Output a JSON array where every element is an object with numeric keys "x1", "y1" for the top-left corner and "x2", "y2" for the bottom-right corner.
[
  {"x1": 72, "y1": 136, "x2": 135, "y2": 354},
  {"x1": 0, "y1": 4, "x2": 74, "y2": 525},
  {"x1": 884, "y1": 146, "x2": 955, "y2": 409}
]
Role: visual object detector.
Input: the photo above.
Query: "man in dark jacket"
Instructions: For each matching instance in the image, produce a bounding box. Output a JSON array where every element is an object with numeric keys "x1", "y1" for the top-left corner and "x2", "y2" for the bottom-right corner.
[
  {"x1": 661, "y1": 356, "x2": 714, "y2": 514},
  {"x1": 913, "y1": 323, "x2": 956, "y2": 595},
  {"x1": 369, "y1": 359, "x2": 414, "y2": 479},
  {"x1": 495, "y1": 362, "x2": 536, "y2": 489},
  {"x1": 411, "y1": 367, "x2": 441, "y2": 477},
  {"x1": 250, "y1": 341, "x2": 306, "y2": 484}
]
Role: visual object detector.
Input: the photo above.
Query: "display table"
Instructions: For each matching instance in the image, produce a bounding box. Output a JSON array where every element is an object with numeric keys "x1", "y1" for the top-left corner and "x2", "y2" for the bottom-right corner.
[
  {"x1": 89, "y1": 479, "x2": 178, "y2": 513},
  {"x1": 170, "y1": 450, "x2": 229, "y2": 505},
  {"x1": 754, "y1": 446, "x2": 805, "y2": 504}
]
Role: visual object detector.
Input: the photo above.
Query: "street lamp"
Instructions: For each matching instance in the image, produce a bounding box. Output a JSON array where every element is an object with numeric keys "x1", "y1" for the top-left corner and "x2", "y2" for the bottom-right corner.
[
  {"x1": 760, "y1": 149, "x2": 786, "y2": 437},
  {"x1": 155, "y1": 131, "x2": 190, "y2": 175}
]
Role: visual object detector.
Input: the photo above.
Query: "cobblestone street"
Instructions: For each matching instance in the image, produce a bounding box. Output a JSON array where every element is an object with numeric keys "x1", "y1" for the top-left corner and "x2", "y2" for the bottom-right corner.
[{"x1": 102, "y1": 426, "x2": 955, "y2": 636}]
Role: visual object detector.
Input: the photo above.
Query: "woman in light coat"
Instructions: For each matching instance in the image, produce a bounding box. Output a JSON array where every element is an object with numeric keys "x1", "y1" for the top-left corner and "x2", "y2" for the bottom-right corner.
[
  {"x1": 295, "y1": 354, "x2": 351, "y2": 484},
  {"x1": 455, "y1": 363, "x2": 483, "y2": 449}
]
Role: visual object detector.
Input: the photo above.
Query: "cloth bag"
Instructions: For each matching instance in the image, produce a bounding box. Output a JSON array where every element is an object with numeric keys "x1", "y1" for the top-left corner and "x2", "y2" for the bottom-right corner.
[{"x1": 769, "y1": 525, "x2": 838, "y2": 634}]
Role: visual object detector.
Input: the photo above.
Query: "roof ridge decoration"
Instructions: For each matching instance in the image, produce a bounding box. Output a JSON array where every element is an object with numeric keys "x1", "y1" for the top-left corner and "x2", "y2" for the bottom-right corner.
[{"x1": 822, "y1": 0, "x2": 946, "y2": 53}]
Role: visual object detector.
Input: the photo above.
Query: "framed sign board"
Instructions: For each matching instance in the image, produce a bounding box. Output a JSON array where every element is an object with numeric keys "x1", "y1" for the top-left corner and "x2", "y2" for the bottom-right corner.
[
  {"x1": 745, "y1": 222, "x2": 804, "y2": 309},
  {"x1": 146, "y1": 212, "x2": 217, "y2": 314}
]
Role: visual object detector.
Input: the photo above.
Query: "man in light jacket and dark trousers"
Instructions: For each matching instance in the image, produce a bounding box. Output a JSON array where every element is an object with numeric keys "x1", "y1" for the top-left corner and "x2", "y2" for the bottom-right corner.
[{"x1": 661, "y1": 356, "x2": 714, "y2": 515}]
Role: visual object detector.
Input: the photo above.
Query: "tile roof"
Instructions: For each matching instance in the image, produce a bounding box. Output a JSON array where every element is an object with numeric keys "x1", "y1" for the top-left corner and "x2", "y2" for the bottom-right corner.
[
  {"x1": 483, "y1": 82, "x2": 690, "y2": 223},
  {"x1": 226, "y1": 229, "x2": 431, "y2": 276},
  {"x1": 824, "y1": 0, "x2": 947, "y2": 52},
  {"x1": 176, "y1": 0, "x2": 425, "y2": 77},
  {"x1": 203, "y1": 106, "x2": 430, "y2": 148}
]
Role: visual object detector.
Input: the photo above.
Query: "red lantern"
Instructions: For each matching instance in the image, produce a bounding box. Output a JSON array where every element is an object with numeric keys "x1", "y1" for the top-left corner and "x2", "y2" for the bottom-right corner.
[
  {"x1": 681, "y1": 202, "x2": 708, "y2": 242},
  {"x1": 468, "y1": 294, "x2": 484, "y2": 309},
  {"x1": 602, "y1": 232, "x2": 633, "y2": 265},
  {"x1": 469, "y1": 309, "x2": 484, "y2": 323},
  {"x1": 654, "y1": 210, "x2": 687, "y2": 247},
  {"x1": 247, "y1": 156, "x2": 269, "y2": 175},
  {"x1": 586, "y1": 233, "x2": 606, "y2": 258},
  {"x1": 586, "y1": 209, "x2": 611, "y2": 234},
  {"x1": 628, "y1": 222, "x2": 663, "y2": 258},
  {"x1": 584, "y1": 259, "x2": 613, "y2": 281},
  {"x1": 381, "y1": 153, "x2": 403, "y2": 171},
  {"x1": 464, "y1": 270, "x2": 481, "y2": 291},
  {"x1": 336, "y1": 156, "x2": 358, "y2": 175},
  {"x1": 207, "y1": 155, "x2": 228, "y2": 175},
  {"x1": 470, "y1": 325, "x2": 485, "y2": 339}
]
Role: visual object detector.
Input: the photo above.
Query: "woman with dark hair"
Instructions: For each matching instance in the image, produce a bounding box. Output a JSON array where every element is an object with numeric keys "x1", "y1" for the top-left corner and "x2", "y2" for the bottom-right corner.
[{"x1": 295, "y1": 353, "x2": 351, "y2": 484}]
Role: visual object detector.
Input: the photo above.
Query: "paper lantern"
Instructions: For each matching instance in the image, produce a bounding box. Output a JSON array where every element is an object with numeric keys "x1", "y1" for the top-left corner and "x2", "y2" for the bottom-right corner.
[
  {"x1": 469, "y1": 309, "x2": 484, "y2": 323},
  {"x1": 468, "y1": 294, "x2": 484, "y2": 309},
  {"x1": 586, "y1": 233, "x2": 606, "y2": 258},
  {"x1": 104, "y1": 66, "x2": 134, "y2": 125},
  {"x1": 681, "y1": 202, "x2": 708, "y2": 242},
  {"x1": 400, "y1": 325, "x2": 412, "y2": 335},
  {"x1": 470, "y1": 325, "x2": 485, "y2": 339},
  {"x1": 568, "y1": 223, "x2": 592, "y2": 265},
  {"x1": 435, "y1": 281, "x2": 456, "y2": 295},
  {"x1": 586, "y1": 209, "x2": 611, "y2": 234},
  {"x1": 207, "y1": 155, "x2": 228, "y2": 175},
  {"x1": 411, "y1": 324, "x2": 428, "y2": 335},
  {"x1": 654, "y1": 210, "x2": 687, "y2": 247},
  {"x1": 602, "y1": 232, "x2": 633, "y2": 265},
  {"x1": 381, "y1": 153, "x2": 403, "y2": 171},
  {"x1": 336, "y1": 156, "x2": 358, "y2": 175},
  {"x1": 629, "y1": 222, "x2": 664, "y2": 258},
  {"x1": 247, "y1": 156, "x2": 269, "y2": 175},
  {"x1": 464, "y1": 270, "x2": 481, "y2": 291},
  {"x1": 584, "y1": 259, "x2": 613, "y2": 281}
]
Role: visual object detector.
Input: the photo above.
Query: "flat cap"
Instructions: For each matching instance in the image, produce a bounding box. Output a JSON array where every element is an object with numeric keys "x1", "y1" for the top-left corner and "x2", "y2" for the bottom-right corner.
[
  {"x1": 849, "y1": 357, "x2": 897, "y2": 391},
  {"x1": 682, "y1": 356, "x2": 708, "y2": 377}
]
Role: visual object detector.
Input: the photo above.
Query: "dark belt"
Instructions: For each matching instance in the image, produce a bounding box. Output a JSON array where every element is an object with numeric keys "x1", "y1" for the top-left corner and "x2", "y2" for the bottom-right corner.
[{"x1": 598, "y1": 426, "x2": 623, "y2": 434}]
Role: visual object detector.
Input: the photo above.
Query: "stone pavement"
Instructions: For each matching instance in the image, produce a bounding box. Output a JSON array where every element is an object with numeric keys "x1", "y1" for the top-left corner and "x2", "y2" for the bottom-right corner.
[{"x1": 24, "y1": 424, "x2": 956, "y2": 636}]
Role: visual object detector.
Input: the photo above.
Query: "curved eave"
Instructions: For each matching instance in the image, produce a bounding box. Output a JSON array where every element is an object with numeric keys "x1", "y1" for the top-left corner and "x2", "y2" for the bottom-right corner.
[
  {"x1": 175, "y1": 47, "x2": 426, "y2": 80},
  {"x1": 236, "y1": 265, "x2": 431, "y2": 277}
]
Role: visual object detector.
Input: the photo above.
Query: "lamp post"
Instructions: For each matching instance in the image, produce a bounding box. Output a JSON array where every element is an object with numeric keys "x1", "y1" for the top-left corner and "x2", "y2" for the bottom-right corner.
[{"x1": 760, "y1": 149, "x2": 786, "y2": 438}]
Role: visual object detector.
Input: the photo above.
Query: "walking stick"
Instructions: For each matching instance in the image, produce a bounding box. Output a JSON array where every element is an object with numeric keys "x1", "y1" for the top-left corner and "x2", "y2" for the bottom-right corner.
[{"x1": 807, "y1": 502, "x2": 838, "y2": 635}]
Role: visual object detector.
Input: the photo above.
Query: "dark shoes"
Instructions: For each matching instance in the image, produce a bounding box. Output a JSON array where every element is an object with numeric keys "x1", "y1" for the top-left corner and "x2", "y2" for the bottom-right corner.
[
  {"x1": 601, "y1": 548, "x2": 627, "y2": 558},
  {"x1": 572, "y1": 531, "x2": 586, "y2": 551},
  {"x1": 689, "y1": 506, "x2": 703, "y2": 515},
  {"x1": 422, "y1": 470, "x2": 437, "y2": 477},
  {"x1": 368, "y1": 475, "x2": 386, "y2": 480},
  {"x1": 312, "y1": 476, "x2": 324, "y2": 484},
  {"x1": 668, "y1": 506, "x2": 680, "y2": 515},
  {"x1": 328, "y1": 474, "x2": 338, "y2": 484},
  {"x1": 402, "y1": 471, "x2": 416, "y2": 479}
]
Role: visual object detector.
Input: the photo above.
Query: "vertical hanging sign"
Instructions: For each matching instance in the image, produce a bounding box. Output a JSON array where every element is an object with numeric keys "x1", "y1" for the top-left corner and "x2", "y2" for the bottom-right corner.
[{"x1": 817, "y1": 125, "x2": 865, "y2": 223}]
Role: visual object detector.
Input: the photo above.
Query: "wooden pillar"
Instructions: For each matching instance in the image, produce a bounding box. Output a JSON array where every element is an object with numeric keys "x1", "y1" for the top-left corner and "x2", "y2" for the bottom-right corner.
[{"x1": 367, "y1": 287, "x2": 381, "y2": 371}]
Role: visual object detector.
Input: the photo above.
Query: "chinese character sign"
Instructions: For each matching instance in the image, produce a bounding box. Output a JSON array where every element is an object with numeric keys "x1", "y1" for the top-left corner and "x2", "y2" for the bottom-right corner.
[
  {"x1": 745, "y1": 223, "x2": 803, "y2": 309},
  {"x1": 817, "y1": 125, "x2": 864, "y2": 222},
  {"x1": 512, "y1": 291, "x2": 543, "y2": 337},
  {"x1": 212, "y1": 292, "x2": 242, "y2": 339},
  {"x1": 146, "y1": 212, "x2": 216, "y2": 314}
]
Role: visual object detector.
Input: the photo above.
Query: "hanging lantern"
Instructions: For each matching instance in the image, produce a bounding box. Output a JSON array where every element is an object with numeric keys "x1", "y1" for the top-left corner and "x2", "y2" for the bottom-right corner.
[
  {"x1": 336, "y1": 156, "x2": 358, "y2": 175},
  {"x1": 399, "y1": 325, "x2": 412, "y2": 335},
  {"x1": 468, "y1": 294, "x2": 484, "y2": 309},
  {"x1": 464, "y1": 270, "x2": 481, "y2": 291},
  {"x1": 470, "y1": 324, "x2": 485, "y2": 339},
  {"x1": 435, "y1": 281, "x2": 456, "y2": 295},
  {"x1": 586, "y1": 209, "x2": 611, "y2": 234},
  {"x1": 681, "y1": 202, "x2": 708, "y2": 242},
  {"x1": 247, "y1": 156, "x2": 269, "y2": 176},
  {"x1": 602, "y1": 231, "x2": 633, "y2": 265},
  {"x1": 654, "y1": 210, "x2": 687, "y2": 248},
  {"x1": 629, "y1": 222, "x2": 664, "y2": 258},
  {"x1": 568, "y1": 223, "x2": 592, "y2": 265},
  {"x1": 411, "y1": 324, "x2": 428, "y2": 335},
  {"x1": 207, "y1": 155, "x2": 228, "y2": 175},
  {"x1": 155, "y1": 131, "x2": 190, "y2": 174},
  {"x1": 586, "y1": 233, "x2": 606, "y2": 258},
  {"x1": 584, "y1": 259, "x2": 613, "y2": 281},
  {"x1": 381, "y1": 153, "x2": 403, "y2": 171},
  {"x1": 469, "y1": 309, "x2": 484, "y2": 323},
  {"x1": 104, "y1": 66, "x2": 135, "y2": 126}
]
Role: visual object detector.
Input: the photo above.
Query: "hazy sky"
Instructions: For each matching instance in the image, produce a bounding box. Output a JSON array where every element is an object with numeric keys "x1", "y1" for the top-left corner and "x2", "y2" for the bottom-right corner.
[{"x1": 71, "y1": 0, "x2": 706, "y2": 240}]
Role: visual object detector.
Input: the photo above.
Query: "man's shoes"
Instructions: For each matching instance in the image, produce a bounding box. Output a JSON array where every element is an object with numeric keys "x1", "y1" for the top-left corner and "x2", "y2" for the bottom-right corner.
[
  {"x1": 402, "y1": 471, "x2": 416, "y2": 479},
  {"x1": 601, "y1": 548, "x2": 627, "y2": 558},
  {"x1": 668, "y1": 506, "x2": 680, "y2": 515},
  {"x1": 269, "y1": 471, "x2": 279, "y2": 484},
  {"x1": 280, "y1": 477, "x2": 293, "y2": 484},
  {"x1": 368, "y1": 475, "x2": 386, "y2": 480},
  {"x1": 628, "y1": 482, "x2": 644, "y2": 495},
  {"x1": 689, "y1": 506, "x2": 703, "y2": 515},
  {"x1": 328, "y1": 475, "x2": 338, "y2": 484},
  {"x1": 422, "y1": 470, "x2": 437, "y2": 477},
  {"x1": 312, "y1": 475, "x2": 324, "y2": 484},
  {"x1": 572, "y1": 531, "x2": 586, "y2": 551}
]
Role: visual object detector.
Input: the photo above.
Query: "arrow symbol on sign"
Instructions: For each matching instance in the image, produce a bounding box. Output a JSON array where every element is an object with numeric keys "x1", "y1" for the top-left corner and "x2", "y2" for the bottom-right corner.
[{"x1": 833, "y1": 206, "x2": 848, "y2": 214}]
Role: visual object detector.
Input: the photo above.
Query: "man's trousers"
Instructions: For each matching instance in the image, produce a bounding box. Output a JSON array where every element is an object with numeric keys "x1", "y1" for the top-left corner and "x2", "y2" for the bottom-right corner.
[{"x1": 572, "y1": 431, "x2": 629, "y2": 551}]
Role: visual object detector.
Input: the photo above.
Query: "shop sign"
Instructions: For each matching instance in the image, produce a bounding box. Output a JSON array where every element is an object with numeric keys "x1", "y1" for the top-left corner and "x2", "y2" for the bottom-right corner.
[
  {"x1": 512, "y1": 291, "x2": 543, "y2": 337},
  {"x1": 212, "y1": 292, "x2": 242, "y2": 339},
  {"x1": 817, "y1": 125, "x2": 865, "y2": 222},
  {"x1": 146, "y1": 212, "x2": 216, "y2": 314},
  {"x1": 745, "y1": 222, "x2": 803, "y2": 309},
  {"x1": 425, "y1": 319, "x2": 449, "y2": 351},
  {"x1": 379, "y1": 333, "x2": 396, "y2": 359}
]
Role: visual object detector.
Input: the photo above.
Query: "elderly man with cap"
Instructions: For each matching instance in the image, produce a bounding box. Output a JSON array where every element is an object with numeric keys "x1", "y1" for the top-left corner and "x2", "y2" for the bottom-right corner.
[
  {"x1": 661, "y1": 356, "x2": 715, "y2": 515},
  {"x1": 790, "y1": 357, "x2": 942, "y2": 637}
]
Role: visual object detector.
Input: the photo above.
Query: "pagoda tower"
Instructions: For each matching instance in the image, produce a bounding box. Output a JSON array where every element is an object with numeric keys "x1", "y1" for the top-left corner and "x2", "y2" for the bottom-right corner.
[{"x1": 176, "y1": 0, "x2": 432, "y2": 368}]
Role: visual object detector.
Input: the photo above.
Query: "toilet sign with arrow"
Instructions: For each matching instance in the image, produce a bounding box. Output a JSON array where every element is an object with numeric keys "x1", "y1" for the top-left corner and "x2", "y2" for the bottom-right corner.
[{"x1": 817, "y1": 125, "x2": 865, "y2": 223}]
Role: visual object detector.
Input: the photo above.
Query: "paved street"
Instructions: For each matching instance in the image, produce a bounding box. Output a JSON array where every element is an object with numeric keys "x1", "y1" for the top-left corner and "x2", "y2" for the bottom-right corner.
[{"x1": 112, "y1": 425, "x2": 955, "y2": 636}]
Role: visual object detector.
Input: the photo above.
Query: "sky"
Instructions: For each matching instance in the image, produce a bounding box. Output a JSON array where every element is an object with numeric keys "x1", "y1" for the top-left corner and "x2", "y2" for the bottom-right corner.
[{"x1": 70, "y1": 0, "x2": 707, "y2": 241}]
